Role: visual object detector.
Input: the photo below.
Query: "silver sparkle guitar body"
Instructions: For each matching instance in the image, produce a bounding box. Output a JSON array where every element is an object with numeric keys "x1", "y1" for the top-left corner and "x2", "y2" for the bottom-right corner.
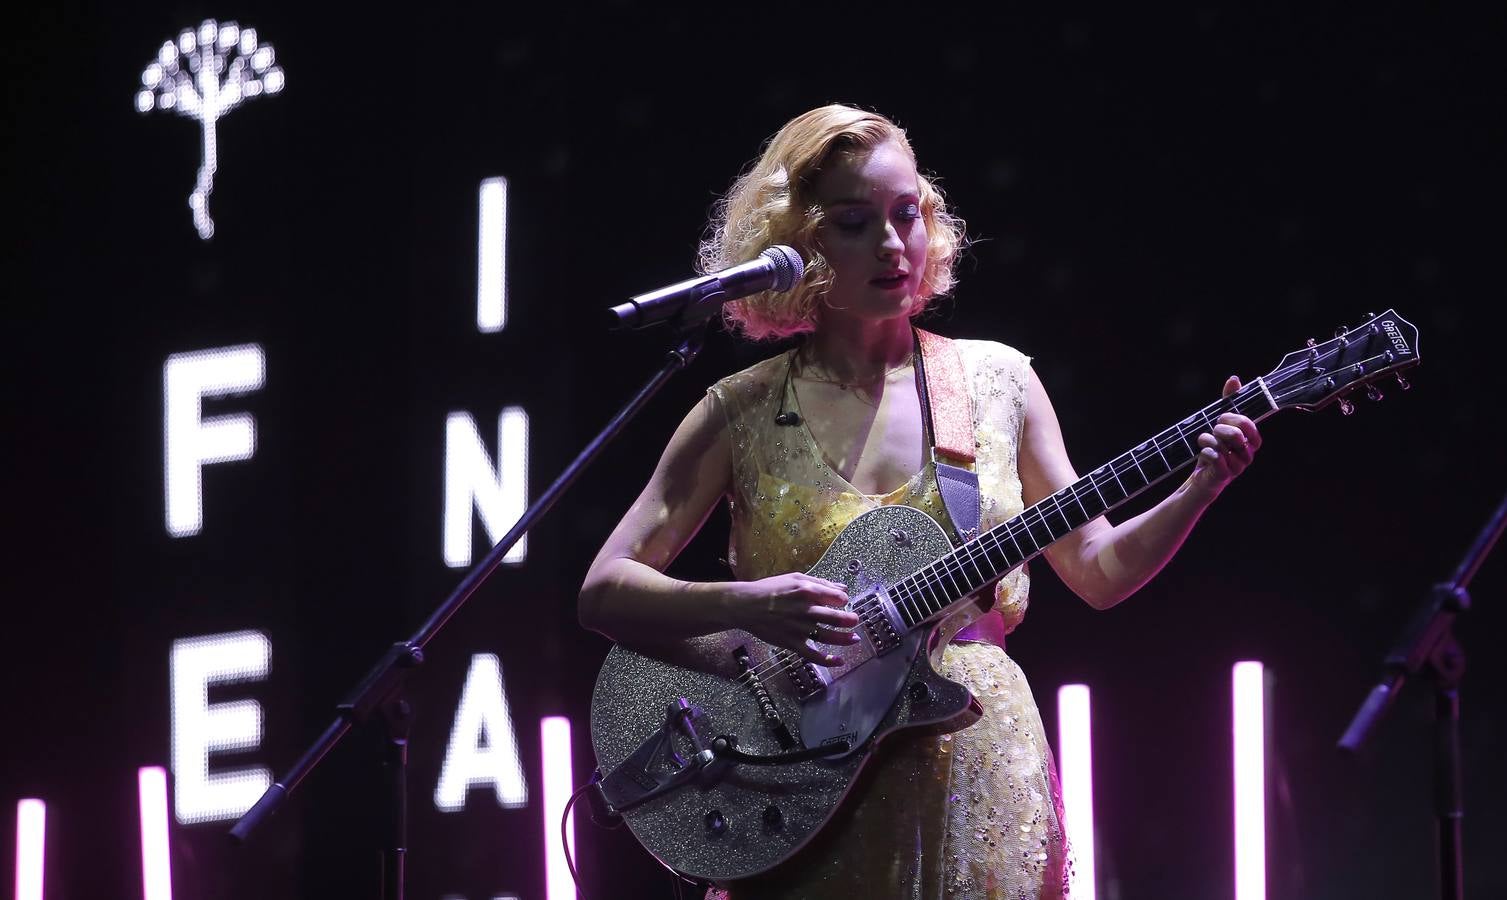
[{"x1": 590, "y1": 504, "x2": 992, "y2": 883}]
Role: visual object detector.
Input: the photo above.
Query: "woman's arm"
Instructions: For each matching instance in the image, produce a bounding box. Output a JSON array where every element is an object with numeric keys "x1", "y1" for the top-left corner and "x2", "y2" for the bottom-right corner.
[
  {"x1": 1017, "y1": 367, "x2": 1261, "y2": 610},
  {"x1": 578, "y1": 393, "x2": 858, "y2": 663}
]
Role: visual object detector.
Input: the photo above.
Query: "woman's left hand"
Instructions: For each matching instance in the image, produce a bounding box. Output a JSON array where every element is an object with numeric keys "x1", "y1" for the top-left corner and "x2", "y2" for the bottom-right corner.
[{"x1": 1189, "y1": 375, "x2": 1262, "y2": 499}]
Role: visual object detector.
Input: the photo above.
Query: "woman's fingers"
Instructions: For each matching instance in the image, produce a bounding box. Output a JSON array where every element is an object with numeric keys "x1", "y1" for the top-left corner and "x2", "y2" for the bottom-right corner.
[
  {"x1": 1194, "y1": 433, "x2": 1234, "y2": 482},
  {"x1": 795, "y1": 573, "x2": 850, "y2": 603},
  {"x1": 795, "y1": 630, "x2": 848, "y2": 665},
  {"x1": 1215, "y1": 412, "x2": 1261, "y2": 444},
  {"x1": 1211, "y1": 423, "x2": 1252, "y2": 462},
  {"x1": 786, "y1": 574, "x2": 856, "y2": 626},
  {"x1": 807, "y1": 621, "x2": 863, "y2": 646},
  {"x1": 809, "y1": 602, "x2": 860, "y2": 628}
]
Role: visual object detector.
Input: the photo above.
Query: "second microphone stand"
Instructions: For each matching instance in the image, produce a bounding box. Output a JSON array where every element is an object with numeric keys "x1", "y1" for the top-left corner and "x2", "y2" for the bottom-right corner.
[{"x1": 1339, "y1": 489, "x2": 1506, "y2": 900}]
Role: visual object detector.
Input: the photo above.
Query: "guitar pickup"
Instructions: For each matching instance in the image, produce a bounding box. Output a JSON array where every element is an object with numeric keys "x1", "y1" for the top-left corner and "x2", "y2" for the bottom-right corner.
[
  {"x1": 785, "y1": 658, "x2": 830, "y2": 701},
  {"x1": 860, "y1": 587, "x2": 906, "y2": 654}
]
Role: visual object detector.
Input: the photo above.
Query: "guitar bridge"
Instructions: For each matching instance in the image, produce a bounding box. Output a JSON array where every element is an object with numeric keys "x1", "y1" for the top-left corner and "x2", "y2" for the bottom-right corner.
[{"x1": 734, "y1": 646, "x2": 797, "y2": 750}]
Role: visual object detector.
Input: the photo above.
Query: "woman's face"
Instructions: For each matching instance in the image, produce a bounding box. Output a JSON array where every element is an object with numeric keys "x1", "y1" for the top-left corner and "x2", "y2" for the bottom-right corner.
[{"x1": 811, "y1": 140, "x2": 929, "y2": 326}]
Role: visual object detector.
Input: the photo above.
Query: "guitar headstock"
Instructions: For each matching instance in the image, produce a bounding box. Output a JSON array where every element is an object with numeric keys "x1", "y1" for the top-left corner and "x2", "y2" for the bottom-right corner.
[{"x1": 1262, "y1": 310, "x2": 1421, "y2": 413}]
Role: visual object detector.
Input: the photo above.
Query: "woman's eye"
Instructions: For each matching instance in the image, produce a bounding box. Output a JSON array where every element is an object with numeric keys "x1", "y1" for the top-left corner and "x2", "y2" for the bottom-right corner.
[
  {"x1": 895, "y1": 203, "x2": 921, "y2": 221},
  {"x1": 833, "y1": 214, "x2": 868, "y2": 232}
]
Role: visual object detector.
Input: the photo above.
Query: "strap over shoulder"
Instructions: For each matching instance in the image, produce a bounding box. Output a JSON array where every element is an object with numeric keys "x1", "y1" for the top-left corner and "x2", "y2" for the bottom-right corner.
[
  {"x1": 914, "y1": 327, "x2": 981, "y2": 544},
  {"x1": 915, "y1": 328, "x2": 976, "y2": 465}
]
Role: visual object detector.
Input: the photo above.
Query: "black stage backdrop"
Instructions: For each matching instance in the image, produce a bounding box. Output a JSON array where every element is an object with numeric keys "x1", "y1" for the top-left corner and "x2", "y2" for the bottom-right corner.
[{"x1": 4, "y1": 3, "x2": 1504, "y2": 899}]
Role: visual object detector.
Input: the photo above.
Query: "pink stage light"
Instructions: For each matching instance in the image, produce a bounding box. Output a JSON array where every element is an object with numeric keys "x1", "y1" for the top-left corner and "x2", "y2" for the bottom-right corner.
[
  {"x1": 1056, "y1": 684, "x2": 1096, "y2": 900},
  {"x1": 540, "y1": 716, "x2": 576, "y2": 900},
  {"x1": 1232, "y1": 661, "x2": 1267, "y2": 900},
  {"x1": 14, "y1": 798, "x2": 45, "y2": 900},
  {"x1": 138, "y1": 766, "x2": 174, "y2": 900}
]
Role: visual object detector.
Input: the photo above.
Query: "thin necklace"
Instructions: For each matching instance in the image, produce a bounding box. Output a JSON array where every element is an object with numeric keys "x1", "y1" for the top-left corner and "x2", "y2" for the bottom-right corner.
[{"x1": 792, "y1": 348, "x2": 915, "y2": 391}]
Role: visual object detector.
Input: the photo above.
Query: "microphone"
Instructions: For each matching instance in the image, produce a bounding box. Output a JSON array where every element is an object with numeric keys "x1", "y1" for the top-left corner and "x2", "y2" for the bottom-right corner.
[{"x1": 607, "y1": 245, "x2": 804, "y2": 330}]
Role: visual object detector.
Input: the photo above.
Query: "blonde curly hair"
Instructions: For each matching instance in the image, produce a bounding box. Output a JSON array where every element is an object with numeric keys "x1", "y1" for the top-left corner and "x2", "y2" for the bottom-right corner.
[{"x1": 698, "y1": 104, "x2": 966, "y2": 341}]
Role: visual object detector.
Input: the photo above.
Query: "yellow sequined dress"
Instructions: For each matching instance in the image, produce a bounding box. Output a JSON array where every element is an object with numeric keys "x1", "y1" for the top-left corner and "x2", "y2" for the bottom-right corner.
[{"x1": 705, "y1": 340, "x2": 1070, "y2": 900}]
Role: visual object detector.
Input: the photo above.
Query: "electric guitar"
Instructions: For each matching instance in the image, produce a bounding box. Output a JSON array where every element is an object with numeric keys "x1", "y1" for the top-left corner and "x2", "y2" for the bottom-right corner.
[{"x1": 589, "y1": 310, "x2": 1420, "y2": 882}]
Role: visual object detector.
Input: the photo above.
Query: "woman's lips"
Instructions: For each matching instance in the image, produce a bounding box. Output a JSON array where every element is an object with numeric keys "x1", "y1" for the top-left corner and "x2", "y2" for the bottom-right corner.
[{"x1": 870, "y1": 271, "x2": 909, "y2": 288}]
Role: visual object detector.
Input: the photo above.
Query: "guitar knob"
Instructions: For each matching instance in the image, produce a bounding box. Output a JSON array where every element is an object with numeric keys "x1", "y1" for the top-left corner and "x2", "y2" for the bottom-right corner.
[
  {"x1": 1338, "y1": 397, "x2": 1356, "y2": 416},
  {"x1": 762, "y1": 804, "x2": 784, "y2": 832},
  {"x1": 1396, "y1": 373, "x2": 1411, "y2": 391},
  {"x1": 704, "y1": 809, "x2": 728, "y2": 838},
  {"x1": 909, "y1": 680, "x2": 931, "y2": 704},
  {"x1": 1366, "y1": 384, "x2": 1384, "y2": 402}
]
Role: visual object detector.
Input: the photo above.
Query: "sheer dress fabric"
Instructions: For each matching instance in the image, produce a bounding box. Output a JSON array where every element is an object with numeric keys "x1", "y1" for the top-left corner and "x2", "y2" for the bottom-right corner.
[{"x1": 704, "y1": 340, "x2": 1071, "y2": 899}]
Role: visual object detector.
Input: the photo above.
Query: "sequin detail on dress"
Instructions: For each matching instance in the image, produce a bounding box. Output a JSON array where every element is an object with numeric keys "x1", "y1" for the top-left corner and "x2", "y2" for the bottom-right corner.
[{"x1": 705, "y1": 341, "x2": 1071, "y2": 899}]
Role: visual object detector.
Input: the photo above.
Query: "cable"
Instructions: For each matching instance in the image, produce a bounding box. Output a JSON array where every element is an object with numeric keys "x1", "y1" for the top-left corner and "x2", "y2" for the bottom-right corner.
[{"x1": 562, "y1": 782, "x2": 594, "y2": 900}]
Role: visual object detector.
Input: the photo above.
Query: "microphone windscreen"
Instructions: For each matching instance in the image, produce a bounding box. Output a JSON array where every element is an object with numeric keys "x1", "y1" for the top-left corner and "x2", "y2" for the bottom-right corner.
[{"x1": 761, "y1": 245, "x2": 805, "y2": 292}]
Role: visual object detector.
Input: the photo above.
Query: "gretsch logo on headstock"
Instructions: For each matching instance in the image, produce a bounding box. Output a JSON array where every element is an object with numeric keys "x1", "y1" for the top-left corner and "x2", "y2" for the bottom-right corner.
[{"x1": 1382, "y1": 320, "x2": 1413, "y2": 356}]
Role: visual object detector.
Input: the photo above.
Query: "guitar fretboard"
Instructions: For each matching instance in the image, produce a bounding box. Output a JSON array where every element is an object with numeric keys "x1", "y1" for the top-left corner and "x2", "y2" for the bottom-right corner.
[{"x1": 887, "y1": 380, "x2": 1279, "y2": 629}]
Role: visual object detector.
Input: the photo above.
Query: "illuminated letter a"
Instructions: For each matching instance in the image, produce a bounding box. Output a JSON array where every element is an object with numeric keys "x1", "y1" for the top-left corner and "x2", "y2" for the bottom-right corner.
[{"x1": 434, "y1": 653, "x2": 527, "y2": 811}]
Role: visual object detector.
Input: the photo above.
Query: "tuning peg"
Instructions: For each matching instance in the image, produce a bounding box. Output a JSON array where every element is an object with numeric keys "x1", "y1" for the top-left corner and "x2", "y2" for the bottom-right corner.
[
  {"x1": 1334, "y1": 325, "x2": 1349, "y2": 338},
  {"x1": 1338, "y1": 397, "x2": 1356, "y2": 416},
  {"x1": 1395, "y1": 373, "x2": 1411, "y2": 391},
  {"x1": 1366, "y1": 384, "x2": 1384, "y2": 402}
]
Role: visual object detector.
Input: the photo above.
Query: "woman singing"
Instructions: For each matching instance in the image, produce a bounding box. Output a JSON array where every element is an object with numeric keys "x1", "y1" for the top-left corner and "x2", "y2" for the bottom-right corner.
[{"x1": 580, "y1": 104, "x2": 1260, "y2": 899}]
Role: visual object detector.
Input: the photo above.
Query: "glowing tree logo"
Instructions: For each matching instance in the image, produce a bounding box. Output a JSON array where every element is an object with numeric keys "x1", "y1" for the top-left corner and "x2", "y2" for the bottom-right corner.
[{"x1": 136, "y1": 20, "x2": 285, "y2": 239}]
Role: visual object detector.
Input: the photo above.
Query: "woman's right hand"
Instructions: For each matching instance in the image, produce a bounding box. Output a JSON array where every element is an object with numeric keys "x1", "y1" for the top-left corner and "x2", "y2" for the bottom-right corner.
[{"x1": 721, "y1": 573, "x2": 861, "y2": 665}]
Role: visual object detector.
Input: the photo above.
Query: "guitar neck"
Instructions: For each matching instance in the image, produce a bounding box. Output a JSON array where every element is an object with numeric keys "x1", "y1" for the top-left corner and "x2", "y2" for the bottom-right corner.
[{"x1": 890, "y1": 379, "x2": 1281, "y2": 630}]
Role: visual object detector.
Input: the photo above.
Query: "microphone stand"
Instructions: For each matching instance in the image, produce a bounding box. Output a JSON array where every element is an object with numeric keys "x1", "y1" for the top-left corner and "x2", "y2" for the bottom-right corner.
[
  {"x1": 1338, "y1": 489, "x2": 1507, "y2": 900},
  {"x1": 230, "y1": 297, "x2": 727, "y2": 899}
]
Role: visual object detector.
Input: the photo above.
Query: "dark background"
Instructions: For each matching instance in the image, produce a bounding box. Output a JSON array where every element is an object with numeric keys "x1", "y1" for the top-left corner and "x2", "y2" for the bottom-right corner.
[{"x1": 4, "y1": 2, "x2": 1503, "y2": 898}]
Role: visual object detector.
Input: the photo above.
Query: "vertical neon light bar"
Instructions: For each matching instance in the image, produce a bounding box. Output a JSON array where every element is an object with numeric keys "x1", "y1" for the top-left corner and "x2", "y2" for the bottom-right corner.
[
  {"x1": 1056, "y1": 684, "x2": 1096, "y2": 900},
  {"x1": 1232, "y1": 661, "x2": 1267, "y2": 900},
  {"x1": 138, "y1": 766, "x2": 174, "y2": 900},
  {"x1": 477, "y1": 177, "x2": 508, "y2": 333},
  {"x1": 14, "y1": 799, "x2": 45, "y2": 900},
  {"x1": 541, "y1": 716, "x2": 576, "y2": 900}
]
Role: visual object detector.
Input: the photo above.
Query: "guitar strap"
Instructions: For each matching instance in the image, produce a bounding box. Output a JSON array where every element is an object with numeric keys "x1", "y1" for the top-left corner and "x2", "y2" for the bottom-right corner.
[{"x1": 913, "y1": 328, "x2": 981, "y2": 545}]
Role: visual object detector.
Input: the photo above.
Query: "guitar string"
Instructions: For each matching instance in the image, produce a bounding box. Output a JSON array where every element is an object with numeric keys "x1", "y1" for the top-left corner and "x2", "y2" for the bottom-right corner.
[
  {"x1": 866, "y1": 349, "x2": 1395, "y2": 632},
  {"x1": 730, "y1": 355, "x2": 1390, "y2": 696},
  {"x1": 721, "y1": 352, "x2": 1400, "y2": 694},
  {"x1": 834, "y1": 346, "x2": 1372, "y2": 637},
  {"x1": 731, "y1": 374, "x2": 1287, "y2": 691},
  {"x1": 732, "y1": 372, "x2": 1294, "y2": 693},
  {"x1": 726, "y1": 356, "x2": 1368, "y2": 693}
]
